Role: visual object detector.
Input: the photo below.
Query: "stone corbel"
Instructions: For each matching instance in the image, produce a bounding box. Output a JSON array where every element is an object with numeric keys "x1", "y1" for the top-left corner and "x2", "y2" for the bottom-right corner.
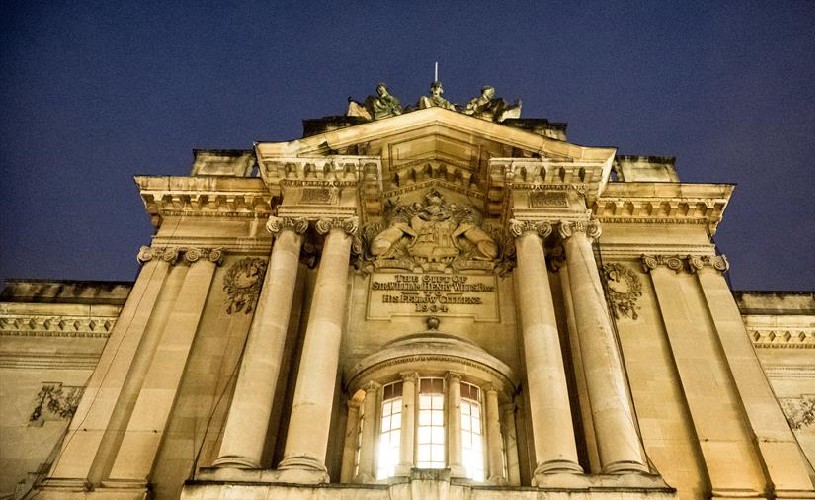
[
  {"x1": 266, "y1": 215, "x2": 309, "y2": 236},
  {"x1": 557, "y1": 219, "x2": 602, "y2": 241},
  {"x1": 136, "y1": 245, "x2": 180, "y2": 265}
]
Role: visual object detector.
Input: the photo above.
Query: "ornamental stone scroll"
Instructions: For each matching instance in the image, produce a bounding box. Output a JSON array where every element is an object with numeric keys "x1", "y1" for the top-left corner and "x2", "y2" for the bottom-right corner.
[
  {"x1": 266, "y1": 216, "x2": 308, "y2": 236},
  {"x1": 641, "y1": 254, "x2": 729, "y2": 274},
  {"x1": 508, "y1": 219, "x2": 552, "y2": 239},
  {"x1": 557, "y1": 219, "x2": 602, "y2": 241},
  {"x1": 136, "y1": 245, "x2": 180, "y2": 265},
  {"x1": 315, "y1": 216, "x2": 360, "y2": 236},
  {"x1": 184, "y1": 247, "x2": 224, "y2": 265}
]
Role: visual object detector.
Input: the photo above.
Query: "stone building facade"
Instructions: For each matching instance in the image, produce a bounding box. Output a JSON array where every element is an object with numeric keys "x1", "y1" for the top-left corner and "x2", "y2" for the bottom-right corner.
[{"x1": 1, "y1": 90, "x2": 814, "y2": 499}]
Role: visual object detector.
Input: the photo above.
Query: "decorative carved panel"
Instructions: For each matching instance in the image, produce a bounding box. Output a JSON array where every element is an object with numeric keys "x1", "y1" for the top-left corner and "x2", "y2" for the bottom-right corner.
[
  {"x1": 601, "y1": 263, "x2": 642, "y2": 320},
  {"x1": 780, "y1": 396, "x2": 815, "y2": 430},
  {"x1": 30, "y1": 383, "x2": 83, "y2": 425},
  {"x1": 223, "y1": 257, "x2": 268, "y2": 314}
]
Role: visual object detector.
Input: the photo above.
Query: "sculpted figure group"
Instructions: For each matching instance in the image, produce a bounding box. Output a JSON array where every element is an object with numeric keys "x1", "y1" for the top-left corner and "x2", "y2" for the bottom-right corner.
[{"x1": 348, "y1": 81, "x2": 521, "y2": 123}]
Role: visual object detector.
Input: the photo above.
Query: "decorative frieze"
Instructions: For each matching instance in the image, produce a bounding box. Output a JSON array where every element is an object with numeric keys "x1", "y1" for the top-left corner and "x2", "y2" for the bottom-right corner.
[
  {"x1": 223, "y1": 258, "x2": 268, "y2": 314},
  {"x1": 0, "y1": 315, "x2": 115, "y2": 338},
  {"x1": 641, "y1": 254, "x2": 729, "y2": 274},
  {"x1": 749, "y1": 328, "x2": 815, "y2": 349},
  {"x1": 600, "y1": 263, "x2": 642, "y2": 320},
  {"x1": 266, "y1": 216, "x2": 309, "y2": 236},
  {"x1": 779, "y1": 397, "x2": 815, "y2": 430},
  {"x1": 30, "y1": 383, "x2": 84, "y2": 425}
]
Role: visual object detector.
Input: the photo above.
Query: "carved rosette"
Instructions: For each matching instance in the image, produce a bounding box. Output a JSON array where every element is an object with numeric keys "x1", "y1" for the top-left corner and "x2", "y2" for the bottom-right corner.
[
  {"x1": 557, "y1": 219, "x2": 602, "y2": 240},
  {"x1": 184, "y1": 247, "x2": 224, "y2": 265},
  {"x1": 136, "y1": 246, "x2": 180, "y2": 265},
  {"x1": 315, "y1": 216, "x2": 360, "y2": 236},
  {"x1": 266, "y1": 216, "x2": 308, "y2": 236},
  {"x1": 30, "y1": 383, "x2": 83, "y2": 424},
  {"x1": 223, "y1": 257, "x2": 268, "y2": 314},
  {"x1": 600, "y1": 263, "x2": 642, "y2": 320},
  {"x1": 508, "y1": 219, "x2": 552, "y2": 239},
  {"x1": 641, "y1": 254, "x2": 729, "y2": 274},
  {"x1": 779, "y1": 396, "x2": 815, "y2": 430}
]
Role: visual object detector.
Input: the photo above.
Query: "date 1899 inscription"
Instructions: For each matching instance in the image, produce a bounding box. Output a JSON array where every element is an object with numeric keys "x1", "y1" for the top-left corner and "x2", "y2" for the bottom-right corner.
[{"x1": 368, "y1": 273, "x2": 498, "y2": 320}]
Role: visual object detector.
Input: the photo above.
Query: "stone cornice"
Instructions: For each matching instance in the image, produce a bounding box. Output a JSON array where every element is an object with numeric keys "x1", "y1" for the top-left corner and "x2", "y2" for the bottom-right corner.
[
  {"x1": 134, "y1": 176, "x2": 272, "y2": 227},
  {"x1": 593, "y1": 182, "x2": 733, "y2": 235},
  {"x1": 749, "y1": 327, "x2": 815, "y2": 349}
]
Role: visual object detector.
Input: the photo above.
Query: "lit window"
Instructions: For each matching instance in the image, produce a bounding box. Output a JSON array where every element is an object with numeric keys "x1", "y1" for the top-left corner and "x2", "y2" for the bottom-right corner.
[
  {"x1": 376, "y1": 382, "x2": 402, "y2": 479},
  {"x1": 417, "y1": 377, "x2": 445, "y2": 468},
  {"x1": 460, "y1": 382, "x2": 485, "y2": 481}
]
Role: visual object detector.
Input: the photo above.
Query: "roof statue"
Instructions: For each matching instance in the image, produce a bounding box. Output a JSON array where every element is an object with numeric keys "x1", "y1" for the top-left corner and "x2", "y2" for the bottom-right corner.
[
  {"x1": 346, "y1": 82, "x2": 521, "y2": 123},
  {"x1": 418, "y1": 81, "x2": 456, "y2": 111},
  {"x1": 347, "y1": 83, "x2": 403, "y2": 121},
  {"x1": 463, "y1": 85, "x2": 522, "y2": 122}
]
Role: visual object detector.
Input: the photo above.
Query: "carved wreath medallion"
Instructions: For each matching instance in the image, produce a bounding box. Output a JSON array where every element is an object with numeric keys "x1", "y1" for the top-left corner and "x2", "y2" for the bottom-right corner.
[
  {"x1": 30, "y1": 383, "x2": 83, "y2": 425},
  {"x1": 780, "y1": 396, "x2": 815, "y2": 430},
  {"x1": 600, "y1": 263, "x2": 642, "y2": 320},
  {"x1": 223, "y1": 257, "x2": 267, "y2": 314}
]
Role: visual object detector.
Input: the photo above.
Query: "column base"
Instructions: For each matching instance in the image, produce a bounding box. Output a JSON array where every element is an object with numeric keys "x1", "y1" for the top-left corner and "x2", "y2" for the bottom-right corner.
[
  {"x1": 534, "y1": 471, "x2": 671, "y2": 490},
  {"x1": 211, "y1": 455, "x2": 261, "y2": 469},
  {"x1": 535, "y1": 458, "x2": 584, "y2": 475},
  {"x1": 275, "y1": 456, "x2": 330, "y2": 484},
  {"x1": 602, "y1": 459, "x2": 650, "y2": 474}
]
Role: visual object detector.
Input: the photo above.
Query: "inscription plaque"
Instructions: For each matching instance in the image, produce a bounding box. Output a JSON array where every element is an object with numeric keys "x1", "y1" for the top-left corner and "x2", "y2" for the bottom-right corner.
[{"x1": 368, "y1": 272, "x2": 498, "y2": 321}]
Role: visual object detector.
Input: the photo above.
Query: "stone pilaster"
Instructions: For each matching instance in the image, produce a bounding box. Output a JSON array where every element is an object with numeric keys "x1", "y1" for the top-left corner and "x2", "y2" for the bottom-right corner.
[
  {"x1": 485, "y1": 385, "x2": 506, "y2": 485},
  {"x1": 213, "y1": 216, "x2": 307, "y2": 469},
  {"x1": 501, "y1": 403, "x2": 521, "y2": 486},
  {"x1": 276, "y1": 216, "x2": 358, "y2": 484},
  {"x1": 355, "y1": 381, "x2": 379, "y2": 483},
  {"x1": 558, "y1": 219, "x2": 647, "y2": 474},
  {"x1": 509, "y1": 219, "x2": 583, "y2": 482},
  {"x1": 395, "y1": 372, "x2": 417, "y2": 476},
  {"x1": 340, "y1": 400, "x2": 361, "y2": 483},
  {"x1": 446, "y1": 372, "x2": 465, "y2": 478},
  {"x1": 108, "y1": 247, "x2": 223, "y2": 482}
]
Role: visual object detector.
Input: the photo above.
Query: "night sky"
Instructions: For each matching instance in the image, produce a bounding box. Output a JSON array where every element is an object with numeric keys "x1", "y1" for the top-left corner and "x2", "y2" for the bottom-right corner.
[{"x1": 1, "y1": 1, "x2": 813, "y2": 291}]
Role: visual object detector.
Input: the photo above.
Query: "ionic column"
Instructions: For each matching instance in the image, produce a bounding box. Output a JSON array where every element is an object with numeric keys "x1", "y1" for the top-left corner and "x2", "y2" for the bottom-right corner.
[
  {"x1": 355, "y1": 381, "x2": 379, "y2": 483},
  {"x1": 558, "y1": 219, "x2": 647, "y2": 474},
  {"x1": 446, "y1": 372, "x2": 465, "y2": 477},
  {"x1": 501, "y1": 403, "x2": 521, "y2": 486},
  {"x1": 509, "y1": 219, "x2": 583, "y2": 481},
  {"x1": 276, "y1": 216, "x2": 358, "y2": 484},
  {"x1": 484, "y1": 386, "x2": 506, "y2": 485},
  {"x1": 213, "y1": 216, "x2": 307, "y2": 469},
  {"x1": 395, "y1": 372, "x2": 417, "y2": 476}
]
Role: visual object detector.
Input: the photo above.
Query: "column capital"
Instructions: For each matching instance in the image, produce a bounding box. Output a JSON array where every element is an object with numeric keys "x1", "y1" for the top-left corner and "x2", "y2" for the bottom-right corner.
[
  {"x1": 315, "y1": 216, "x2": 359, "y2": 236},
  {"x1": 183, "y1": 247, "x2": 224, "y2": 265},
  {"x1": 688, "y1": 254, "x2": 729, "y2": 274},
  {"x1": 483, "y1": 384, "x2": 499, "y2": 395},
  {"x1": 557, "y1": 219, "x2": 602, "y2": 241},
  {"x1": 508, "y1": 218, "x2": 552, "y2": 239},
  {"x1": 266, "y1": 216, "x2": 308, "y2": 236},
  {"x1": 399, "y1": 372, "x2": 419, "y2": 383},
  {"x1": 641, "y1": 254, "x2": 684, "y2": 273},
  {"x1": 445, "y1": 371, "x2": 462, "y2": 383},
  {"x1": 363, "y1": 380, "x2": 381, "y2": 393},
  {"x1": 136, "y1": 245, "x2": 180, "y2": 265}
]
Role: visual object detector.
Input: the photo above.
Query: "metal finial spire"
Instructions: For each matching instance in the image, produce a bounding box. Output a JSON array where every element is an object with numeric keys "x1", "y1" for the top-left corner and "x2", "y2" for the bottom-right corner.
[{"x1": 434, "y1": 61, "x2": 438, "y2": 82}]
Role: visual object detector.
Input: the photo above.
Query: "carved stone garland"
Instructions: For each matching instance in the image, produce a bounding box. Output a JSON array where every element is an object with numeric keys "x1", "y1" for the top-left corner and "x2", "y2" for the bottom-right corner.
[
  {"x1": 30, "y1": 383, "x2": 83, "y2": 424},
  {"x1": 223, "y1": 258, "x2": 268, "y2": 314},
  {"x1": 600, "y1": 263, "x2": 642, "y2": 320},
  {"x1": 779, "y1": 396, "x2": 815, "y2": 430}
]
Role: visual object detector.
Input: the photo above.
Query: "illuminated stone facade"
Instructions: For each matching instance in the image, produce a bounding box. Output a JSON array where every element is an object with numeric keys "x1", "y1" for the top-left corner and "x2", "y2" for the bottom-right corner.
[{"x1": 1, "y1": 96, "x2": 814, "y2": 499}]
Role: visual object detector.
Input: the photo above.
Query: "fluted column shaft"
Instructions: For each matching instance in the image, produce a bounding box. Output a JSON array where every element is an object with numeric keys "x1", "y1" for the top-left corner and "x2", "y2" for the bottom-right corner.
[
  {"x1": 485, "y1": 386, "x2": 506, "y2": 484},
  {"x1": 396, "y1": 372, "x2": 417, "y2": 476},
  {"x1": 214, "y1": 217, "x2": 306, "y2": 468},
  {"x1": 559, "y1": 220, "x2": 647, "y2": 474},
  {"x1": 277, "y1": 217, "x2": 357, "y2": 484},
  {"x1": 356, "y1": 382, "x2": 379, "y2": 482},
  {"x1": 510, "y1": 220, "x2": 582, "y2": 481}
]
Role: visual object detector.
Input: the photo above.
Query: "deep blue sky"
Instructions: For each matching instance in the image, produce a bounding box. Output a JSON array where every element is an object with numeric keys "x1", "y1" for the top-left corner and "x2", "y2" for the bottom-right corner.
[{"x1": 1, "y1": 1, "x2": 813, "y2": 291}]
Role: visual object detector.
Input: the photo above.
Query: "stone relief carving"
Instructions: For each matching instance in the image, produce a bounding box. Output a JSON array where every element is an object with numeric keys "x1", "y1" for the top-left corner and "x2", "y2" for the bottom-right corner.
[
  {"x1": 347, "y1": 83, "x2": 403, "y2": 121},
  {"x1": 30, "y1": 383, "x2": 83, "y2": 425},
  {"x1": 223, "y1": 257, "x2": 268, "y2": 314},
  {"x1": 364, "y1": 191, "x2": 500, "y2": 273},
  {"x1": 779, "y1": 396, "x2": 815, "y2": 430},
  {"x1": 600, "y1": 263, "x2": 642, "y2": 320}
]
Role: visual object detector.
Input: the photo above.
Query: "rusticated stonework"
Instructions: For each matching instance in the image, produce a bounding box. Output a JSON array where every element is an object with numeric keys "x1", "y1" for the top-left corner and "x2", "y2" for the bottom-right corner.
[
  {"x1": 29, "y1": 383, "x2": 84, "y2": 425},
  {"x1": 600, "y1": 263, "x2": 642, "y2": 320},
  {"x1": 223, "y1": 258, "x2": 268, "y2": 314},
  {"x1": 779, "y1": 396, "x2": 815, "y2": 430}
]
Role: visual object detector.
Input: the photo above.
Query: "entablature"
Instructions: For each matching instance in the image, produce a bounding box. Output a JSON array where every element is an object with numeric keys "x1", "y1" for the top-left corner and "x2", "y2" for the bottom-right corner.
[
  {"x1": 592, "y1": 182, "x2": 734, "y2": 235},
  {"x1": 135, "y1": 176, "x2": 272, "y2": 227}
]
